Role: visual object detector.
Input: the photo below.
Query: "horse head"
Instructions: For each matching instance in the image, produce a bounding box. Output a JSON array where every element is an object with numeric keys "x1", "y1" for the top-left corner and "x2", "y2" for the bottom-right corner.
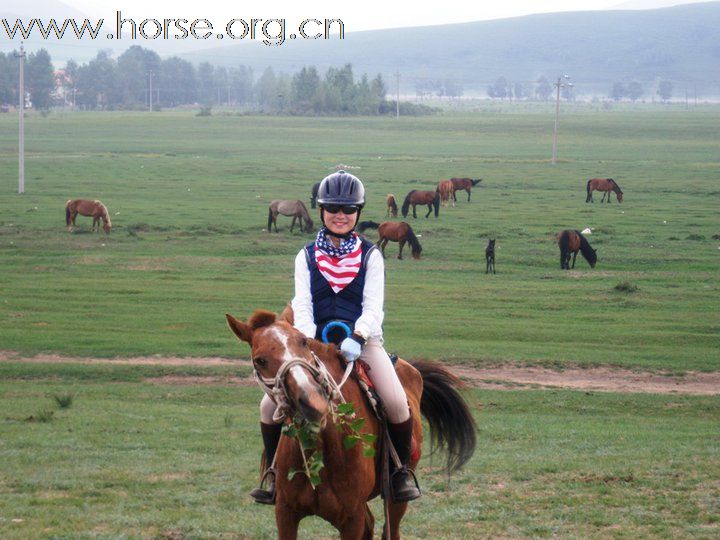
[
  {"x1": 226, "y1": 310, "x2": 331, "y2": 424},
  {"x1": 303, "y1": 216, "x2": 314, "y2": 233}
]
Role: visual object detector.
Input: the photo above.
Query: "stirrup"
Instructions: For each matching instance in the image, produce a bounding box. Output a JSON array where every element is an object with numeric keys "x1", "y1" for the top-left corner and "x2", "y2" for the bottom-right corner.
[
  {"x1": 390, "y1": 466, "x2": 422, "y2": 503},
  {"x1": 249, "y1": 467, "x2": 276, "y2": 505}
]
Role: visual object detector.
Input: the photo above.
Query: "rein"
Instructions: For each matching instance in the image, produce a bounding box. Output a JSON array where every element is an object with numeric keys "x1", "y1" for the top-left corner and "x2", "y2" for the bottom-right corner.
[{"x1": 253, "y1": 351, "x2": 355, "y2": 423}]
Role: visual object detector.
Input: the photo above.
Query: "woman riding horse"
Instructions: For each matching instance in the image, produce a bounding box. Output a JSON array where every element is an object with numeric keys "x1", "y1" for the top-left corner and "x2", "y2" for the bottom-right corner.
[{"x1": 252, "y1": 171, "x2": 422, "y2": 506}]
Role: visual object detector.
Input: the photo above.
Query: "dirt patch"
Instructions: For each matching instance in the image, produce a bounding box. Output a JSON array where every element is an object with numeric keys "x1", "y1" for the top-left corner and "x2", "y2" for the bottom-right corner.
[{"x1": 1, "y1": 352, "x2": 718, "y2": 395}]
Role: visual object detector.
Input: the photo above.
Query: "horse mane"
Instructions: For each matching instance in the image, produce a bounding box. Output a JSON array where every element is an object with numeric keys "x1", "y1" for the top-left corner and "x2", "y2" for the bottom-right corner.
[
  {"x1": 575, "y1": 231, "x2": 597, "y2": 266},
  {"x1": 401, "y1": 191, "x2": 415, "y2": 217},
  {"x1": 98, "y1": 201, "x2": 111, "y2": 226},
  {"x1": 248, "y1": 310, "x2": 277, "y2": 330},
  {"x1": 610, "y1": 178, "x2": 622, "y2": 193},
  {"x1": 405, "y1": 225, "x2": 423, "y2": 257}
]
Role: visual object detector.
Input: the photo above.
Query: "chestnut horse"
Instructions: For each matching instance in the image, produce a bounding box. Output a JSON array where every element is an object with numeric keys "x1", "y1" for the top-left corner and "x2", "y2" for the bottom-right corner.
[
  {"x1": 436, "y1": 180, "x2": 455, "y2": 208},
  {"x1": 586, "y1": 178, "x2": 623, "y2": 203},
  {"x1": 268, "y1": 200, "x2": 314, "y2": 233},
  {"x1": 450, "y1": 178, "x2": 481, "y2": 202},
  {"x1": 557, "y1": 230, "x2": 597, "y2": 270},
  {"x1": 401, "y1": 190, "x2": 440, "y2": 219},
  {"x1": 65, "y1": 199, "x2": 111, "y2": 233},
  {"x1": 386, "y1": 194, "x2": 398, "y2": 218},
  {"x1": 226, "y1": 308, "x2": 476, "y2": 540},
  {"x1": 358, "y1": 221, "x2": 422, "y2": 260}
]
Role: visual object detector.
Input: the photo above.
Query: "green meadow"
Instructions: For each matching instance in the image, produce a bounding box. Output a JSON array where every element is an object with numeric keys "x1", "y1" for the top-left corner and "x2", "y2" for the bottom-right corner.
[
  {"x1": 0, "y1": 105, "x2": 718, "y2": 538},
  {"x1": 0, "y1": 106, "x2": 718, "y2": 369}
]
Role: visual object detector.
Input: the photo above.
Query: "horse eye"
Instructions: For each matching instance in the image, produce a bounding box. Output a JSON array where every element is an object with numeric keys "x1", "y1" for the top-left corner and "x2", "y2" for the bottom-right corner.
[
  {"x1": 253, "y1": 357, "x2": 267, "y2": 368},
  {"x1": 301, "y1": 338, "x2": 308, "y2": 348}
]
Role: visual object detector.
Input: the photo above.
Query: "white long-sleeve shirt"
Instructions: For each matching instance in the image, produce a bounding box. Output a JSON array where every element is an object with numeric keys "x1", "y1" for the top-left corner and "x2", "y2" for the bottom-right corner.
[{"x1": 291, "y1": 246, "x2": 385, "y2": 340}]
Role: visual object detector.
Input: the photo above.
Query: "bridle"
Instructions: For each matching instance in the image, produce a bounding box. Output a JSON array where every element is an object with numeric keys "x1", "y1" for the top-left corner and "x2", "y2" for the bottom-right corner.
[{"x1": 253, "y1": 350, "x2": 355, "y2": 423}]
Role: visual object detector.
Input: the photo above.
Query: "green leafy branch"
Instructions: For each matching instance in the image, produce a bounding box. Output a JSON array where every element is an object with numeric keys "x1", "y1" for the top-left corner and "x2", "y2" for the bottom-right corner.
[{"x1": 281, "y1": 403, "x2": 376, "y2": 489}]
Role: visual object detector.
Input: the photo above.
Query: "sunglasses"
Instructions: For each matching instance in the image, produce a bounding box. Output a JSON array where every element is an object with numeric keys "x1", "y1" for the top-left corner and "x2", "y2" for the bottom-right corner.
[{"x1": 322, "y1": 204, "x2": 360, "y2": 215}]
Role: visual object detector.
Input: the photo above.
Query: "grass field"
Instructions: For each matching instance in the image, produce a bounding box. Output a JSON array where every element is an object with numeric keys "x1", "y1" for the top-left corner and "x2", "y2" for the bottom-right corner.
[
  {"x1": 0, "y1": 106, "x2": 718, "y2": 369},
  {"x1": 0, "y1": 106, "x2": 718, "y2": 538}
]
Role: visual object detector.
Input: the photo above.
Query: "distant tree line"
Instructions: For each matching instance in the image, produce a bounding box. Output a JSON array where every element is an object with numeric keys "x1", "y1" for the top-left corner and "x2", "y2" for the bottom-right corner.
[
  {"x1": 0, "y1": 46, "x2": 439, "y2": 116},
  {"x1": 610, "y1": 80, "x2": 673, "y2": 102}
]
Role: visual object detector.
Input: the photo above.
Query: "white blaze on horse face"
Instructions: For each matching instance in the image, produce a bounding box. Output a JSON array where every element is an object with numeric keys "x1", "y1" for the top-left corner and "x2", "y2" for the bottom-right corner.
[{"x1": 268, "y1": 326, "x2": 314, "y2": 391}]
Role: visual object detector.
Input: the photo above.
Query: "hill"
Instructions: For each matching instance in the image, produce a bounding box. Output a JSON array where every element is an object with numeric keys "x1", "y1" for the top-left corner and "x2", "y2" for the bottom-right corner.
[{"x1": 185, "y1": 2, "x2": 720, "y2": 97}]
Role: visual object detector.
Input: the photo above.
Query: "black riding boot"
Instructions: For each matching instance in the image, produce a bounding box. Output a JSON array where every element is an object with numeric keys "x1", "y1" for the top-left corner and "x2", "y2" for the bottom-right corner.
[
  {"x1": 249, "y1": 422, "x2": 282, "y2": 505},
  {"x1": 388, "y1": 416, "x2": 422, "y2": 502}
]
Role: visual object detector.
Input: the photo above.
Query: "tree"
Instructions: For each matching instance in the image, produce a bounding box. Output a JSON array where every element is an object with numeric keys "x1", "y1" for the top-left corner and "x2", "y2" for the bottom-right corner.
[
  {"x1": 196, "y1": 62, "x2": 215, "y2": 105},
  {"x1": 25, "y1": 49, "x2": 55, "y2": 109},
  {"x1": 117, "y1": 46, "x2": 161, "y2": 108},
  {"x1": 0, "y1": 52, "x2": 17, "y2": 105},
  {"x1": 610, "y1": 82, "x2": 625, "y2": 101},
  {"x1": 626, "y1": 81, "x2": 644, "y2": 102},
  {"x1": 228, "y1": 65, "x2": 253, "y2": 106},
  {"x1": 159, "y1": 56, "x2": 196, "y2": 107},
  {"x1": 487, "y1": 76, "x2": 509, "y2": 99},
  {"x1": 291, "y1": 66, "x2": 321, "y2": 113},
  {"x1": 657, "y1": 80, "x2": 673, "y2": 102},
  {"x1": 75, "y1": 50, "x2": 119, "y2": 109},
  {"x1": 535, "y1": 76, "x2": 552, "y2": 101}
]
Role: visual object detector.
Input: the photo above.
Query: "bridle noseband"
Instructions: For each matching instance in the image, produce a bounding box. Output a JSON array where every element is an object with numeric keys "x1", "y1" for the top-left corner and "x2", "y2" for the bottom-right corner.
[{"x1": 253, "y1": 351, "x2": 354, "y2": 423}]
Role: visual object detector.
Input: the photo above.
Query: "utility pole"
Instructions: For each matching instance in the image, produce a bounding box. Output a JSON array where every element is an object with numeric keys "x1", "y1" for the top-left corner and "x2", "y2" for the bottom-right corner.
[
  {"x1": 148, "y1": 71, "x2": 154, "y2": 111},
  {"x1": 551, "y1": 75, "x2": 572, "y2": 165},
  {"x1": 15, "y1": 42, "x2": 25, "y2": 194},
  {"x1": 395, "y1": 69, "x2": 400, "y2": 119}
]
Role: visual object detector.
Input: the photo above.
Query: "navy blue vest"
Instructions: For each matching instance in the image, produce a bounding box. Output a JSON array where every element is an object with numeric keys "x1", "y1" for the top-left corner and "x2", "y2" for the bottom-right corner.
[{"x1": 305, "y1": 238, "x2": 376, "y2": 340}]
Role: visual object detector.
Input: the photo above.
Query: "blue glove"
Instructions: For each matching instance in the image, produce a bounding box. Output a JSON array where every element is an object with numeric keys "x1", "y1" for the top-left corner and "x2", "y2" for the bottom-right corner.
[{"x1": 340, "y1": 337, "x2": 362, "y2": 362}]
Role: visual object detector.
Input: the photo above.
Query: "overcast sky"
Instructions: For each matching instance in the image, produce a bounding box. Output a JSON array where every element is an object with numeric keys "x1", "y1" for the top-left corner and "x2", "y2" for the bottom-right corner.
[{"x1": 60, "y1": 0, "x2": 704, "y2": 32}]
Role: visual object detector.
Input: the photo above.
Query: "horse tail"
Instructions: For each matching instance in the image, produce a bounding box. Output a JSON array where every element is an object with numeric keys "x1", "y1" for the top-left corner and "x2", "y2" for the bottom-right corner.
[
  {"x1": 559, "y1": 230, "x2": 569, "y2": 253},
  {"x1": 390, "y1": 198, "x2": 398, "y2": 216},
  {"x1": 577, "y1": 231, "x2": 597, "y2": 267},
  {"x1": 409, "y1": 360, "x2": 476, "y2": 473},
  {"x1": 65, "y1": 200, "x2": 72, "y2": 226},
  {"x1": 405, "y1": 225, "x2": 423, "y2": 258},
  {"x1": 357, "y1": 221, "x2": 380, "y2": 234},
  {"x1": 433, "y1": 192, "x2": 440, "y2": 217},
  {"x1": 401, "y1": 191, "x2": 414, "y2": 218},
  {"x1": 585, "y1": 179, "x2": 593, "y2": 202},
  {"x1": 267, "y1": 207, "x2": 274, "y2": 231}
]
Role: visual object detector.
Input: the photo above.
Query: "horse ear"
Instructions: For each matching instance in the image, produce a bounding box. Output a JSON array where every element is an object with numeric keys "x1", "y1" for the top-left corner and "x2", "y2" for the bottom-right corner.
[
  {"x1": 279, "y1": 303, "x2": 295, "y2": 325},
  {"x1": 226, "y1": 314, "x2": 253, "y2": 344}
]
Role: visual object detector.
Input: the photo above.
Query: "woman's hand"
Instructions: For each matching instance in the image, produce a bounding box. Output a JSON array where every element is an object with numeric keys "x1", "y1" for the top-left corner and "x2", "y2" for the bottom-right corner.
[{"x1": 340, "y1": 337, "x2": 362, "y2": 362}]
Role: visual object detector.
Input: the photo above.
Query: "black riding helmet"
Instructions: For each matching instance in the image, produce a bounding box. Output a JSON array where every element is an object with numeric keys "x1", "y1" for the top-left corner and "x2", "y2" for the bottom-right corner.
[{"x1": 316, "y1": 171, "x2": 365, "y2": 207}]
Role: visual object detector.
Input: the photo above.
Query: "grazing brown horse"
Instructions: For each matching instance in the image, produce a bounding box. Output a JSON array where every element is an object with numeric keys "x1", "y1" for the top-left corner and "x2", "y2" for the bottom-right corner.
[
  {"x1": 450, "y1": 178, "x2": 481, "y2": 202},
  {"x1": 557, "y1": 230, "x2": 597, "y2": 270},
  {"x1": 586, "y1": 178, "x2": 623, "y2": 203},
  {"x1": 65, "y1": 199, "x2": 111, "y2": 233},
  {"x1": 386, "y1": 194, "x2": 398, "y2": 217},
  {"x1": 436, "y1": 180, "x2": 455, "y2": 208},
  {"x1": 358, "y1": 221, "x2": 422, "y2": 260},
  {"x1": 485, "y1": 239, "x2": 496, "y2": 274},
  {"x1": 268, "y1": 200, "x2": 314, "y2": 233},
  {"x1": 226, "y1": 308, "x2": 476, "y2": 540},
  {"x1": 401, "y1": 190, "x2": 440, "y2": 219}
]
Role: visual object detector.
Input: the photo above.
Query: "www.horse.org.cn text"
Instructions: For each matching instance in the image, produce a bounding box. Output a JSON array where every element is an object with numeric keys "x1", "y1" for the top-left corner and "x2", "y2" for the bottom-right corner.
[{"x1": 1, "y1": 12, "x2": 345, "y2": 46}]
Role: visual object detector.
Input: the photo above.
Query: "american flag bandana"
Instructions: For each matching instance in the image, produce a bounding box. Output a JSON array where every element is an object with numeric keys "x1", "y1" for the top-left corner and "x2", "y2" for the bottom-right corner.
[{"x1": 315, "y1": 229, "x2": 362, "y2": 293}]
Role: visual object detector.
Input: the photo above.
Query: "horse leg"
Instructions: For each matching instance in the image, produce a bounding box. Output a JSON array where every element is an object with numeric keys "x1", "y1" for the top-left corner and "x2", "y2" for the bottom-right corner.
[
  {"x1": 275, "y1": 507, "x2": 301, "y2": 540},
  {"x1": 398, "y1": 239, "x2": 406, "y2": 260},
  {"x1": 379, "y1": 238, "x2": 388, "y2": 258},
  {"x1": 412, "y1": 205, "x2": 417, "y2": 219},
  {"x1": 382, "y1": 502, "x2": 409, "y2": 540},
  {"x1": 571, "y1": 251, "x2": 578, "y2": 269},
  {"x1": 339, "y1": 505, "x2": 375, "y2": 540},
  {"x1": 424, "y1": 205, "x2": 432, "y2": 218},
  {"x1": 467, "y1": 188, "x2": 471, "y2": 202}
]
